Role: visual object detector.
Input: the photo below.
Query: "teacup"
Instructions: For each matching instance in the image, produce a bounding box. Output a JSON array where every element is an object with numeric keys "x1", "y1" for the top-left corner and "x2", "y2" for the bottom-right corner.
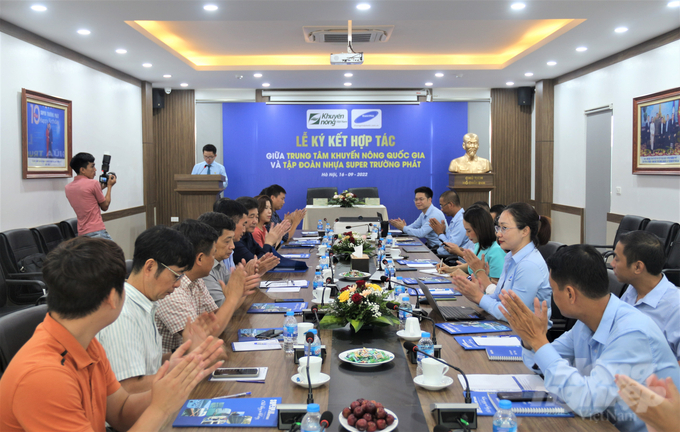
[
  {"x1": 297, "y1": 322, "x2": 314, "y2": 344},
  {"x1": 405, "y1": 317, "x2": 421, "y2": 336},
  {"x1": 319, "y1": 244, "x2": 328, "y2": 255},
  {"x1": 313, "y1": 286, "x2": 332, "y2": 304},
  {"x1": 297, "y1": 356, "x2": 322, "y2": 383},
  {"x1": 422, "y1": 357, "x2": 449, "y2": 385}
]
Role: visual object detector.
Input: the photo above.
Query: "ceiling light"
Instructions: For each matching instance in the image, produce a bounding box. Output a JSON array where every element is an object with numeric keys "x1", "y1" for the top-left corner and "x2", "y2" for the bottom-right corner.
[
  {"x1": 253, "y1": 73, "x2": 263, "y2": 78},
  {"x1": 115, "y1": 48, "x2": 127, "y2": 54},
  {"x1": 344, "y1": 82, "x2": 352, "y2": 86},
  {"x1": 615, "y1": 27, "x2": 628, "y2": 33},
  {"x1": 525, "y1": 72, "x2": 534, "y2": 77},
  {"x1": 163, "y1": 74, "x2": 172, "y2": 78},
  {"x1": 668, "y1": 1, "x2": 680, "y2": 7},
  {"x1": 425, "y1": 82, "x2": 433, "y2": 86},
  {"x1": 356, "y1": 3, "x2": 371, "y2": 11},
  {"x1": 576, "y1": 46, "x2": 588, "y2": 52},
  {"x1": 435, "y1": 73, "x2": 444, "y2": 77},
  {"x1": 77, "y1": 29, "x2": 91, "y2": 35},
  {"x1": 262, "y1": 83, "x2": 270, "y2": 87},
  {"x1": 344, "y1": 73, "x2": 354, "y2": 77},
  {"x1": 547, "y1": 61, "x2": 557, "y2": 66},
  {"x1": 142, "y1": 63, "x2": 152, "y2": 68},
  {"x1": 511, "y1": 3, "x2": 526, "y2": 10},
  {"x1": 203, "y1": 4, "x2": 218, "y2": 11},
  {"x1": 180, "y1": 83, "x2": 189, "y2": 87},
  {"x1": 506, "y1": 82, "x2": 514, "y2": 86},
  {"x1": 31, "y1": 5, "x2": 47, "y2": 12}
]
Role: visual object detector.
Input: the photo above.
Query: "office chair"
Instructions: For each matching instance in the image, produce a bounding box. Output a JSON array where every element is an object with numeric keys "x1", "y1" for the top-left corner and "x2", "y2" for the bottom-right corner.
[
  {"x1": 31, "y1": 224, "x2": 65, "y2": 253},
  {"x1": 0, "y1": 304, "x2": 47, "y2": 374},
  {"x1": 348, "y1": 187, "x2": 379, "y2": 199},
  {"x1": 59, "y1": 218, "x2": 78, "y2": 239},
  {"x1": 306, "y1": 187, "x2": 338, "y2": 205}
]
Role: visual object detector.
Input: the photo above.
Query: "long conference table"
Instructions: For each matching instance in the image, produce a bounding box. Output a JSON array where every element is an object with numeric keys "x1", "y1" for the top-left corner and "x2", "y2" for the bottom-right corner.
[{"x1": 162, "y1": 233, "x2": 617, "y2": 432}]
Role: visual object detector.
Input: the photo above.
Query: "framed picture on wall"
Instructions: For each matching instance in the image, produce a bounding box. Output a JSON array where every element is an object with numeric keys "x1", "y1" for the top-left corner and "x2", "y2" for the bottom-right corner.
[
  {"x1": 21, "y1": 88, "x2": 73, "y2": 179},
  {"x1": 633, "y1": 86, "x2": 680, "y2": 175}
]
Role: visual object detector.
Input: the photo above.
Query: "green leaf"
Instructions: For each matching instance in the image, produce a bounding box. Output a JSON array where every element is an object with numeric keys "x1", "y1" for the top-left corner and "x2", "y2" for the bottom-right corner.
[
  {"x1": 318, "y1": 314, "x2": 347, "y2": 329},
  {"x1": 371, "y1": 315, "x2": 400, "y2": 326},
  {"x1": 349, "y1": 319, "x2": 364, "y2": 332}
]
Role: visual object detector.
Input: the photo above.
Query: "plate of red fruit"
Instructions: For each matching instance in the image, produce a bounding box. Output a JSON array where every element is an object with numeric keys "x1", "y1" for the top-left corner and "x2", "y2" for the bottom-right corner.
[{"x1": 339, "y1": 398, "x2": 398, "y2": 432}]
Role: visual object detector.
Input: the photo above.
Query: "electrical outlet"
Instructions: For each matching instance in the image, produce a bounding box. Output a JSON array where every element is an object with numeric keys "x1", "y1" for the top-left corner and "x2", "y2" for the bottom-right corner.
[
  {"x1": 431, "y1": 403, "x2": 479, "y2": 430},
  {"x1": 616, "y1": 187, "x2": 622, "y2": 195},
  {"x1": 170, "y1": 217, "x2": 179, "y2": 222}
]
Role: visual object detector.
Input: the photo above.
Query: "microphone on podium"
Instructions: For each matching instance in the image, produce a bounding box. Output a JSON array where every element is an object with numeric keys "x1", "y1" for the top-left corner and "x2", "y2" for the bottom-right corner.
[{"x1": 404, "y1": 341, "x2": 471, "y2": 404}]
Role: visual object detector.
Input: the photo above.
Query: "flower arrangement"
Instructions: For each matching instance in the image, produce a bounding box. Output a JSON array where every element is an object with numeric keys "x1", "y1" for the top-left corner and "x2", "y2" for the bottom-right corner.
[
  {"x1": 331, "y1": 231, "x2": 374, "y2": 257},
  {"x1": 318, "y1": 280, "x2": 400, "y2": 332},
  {"x1": 328, "y1": 190, "x2": 361, "y2": 208}
]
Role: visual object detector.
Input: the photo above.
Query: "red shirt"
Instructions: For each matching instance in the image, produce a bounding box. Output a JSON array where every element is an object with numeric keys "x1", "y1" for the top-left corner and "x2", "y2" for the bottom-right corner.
[
  {"x1": 65, "y1": 175, "x2": 106, "y2": 235},
  {"x1": 0, "y1": 313, "x2": 121, "y2": 431}
]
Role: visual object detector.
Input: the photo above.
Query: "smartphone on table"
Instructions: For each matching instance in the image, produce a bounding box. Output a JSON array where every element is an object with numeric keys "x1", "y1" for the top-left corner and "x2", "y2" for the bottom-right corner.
[{"x1": 212, "y1": 368, "x2": 260, "y2": 378}]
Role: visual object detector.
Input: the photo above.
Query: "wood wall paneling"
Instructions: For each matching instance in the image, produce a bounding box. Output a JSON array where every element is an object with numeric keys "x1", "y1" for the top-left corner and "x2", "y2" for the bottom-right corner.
[
  {"x1": 534, "y1": 80, "x2": 555, "y2": 217},
  {"x1": 101, "y1": 205, "x2": 146, "y2": 222},
  {"x1": 141, "y1": 82, "x2": 156, "y2": 228},
  {"x1": 490, "y1": 89, "x2": 533, "y2": 206},
  {"x1": 152, "y1": 90, "x2": 196, "y2": 226}
]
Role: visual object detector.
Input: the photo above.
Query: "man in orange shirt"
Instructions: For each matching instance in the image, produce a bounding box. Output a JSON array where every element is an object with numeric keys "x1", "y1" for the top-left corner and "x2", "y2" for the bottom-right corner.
[{"x1": 0, "y1": 237, "x2": 224, "y2": 431}]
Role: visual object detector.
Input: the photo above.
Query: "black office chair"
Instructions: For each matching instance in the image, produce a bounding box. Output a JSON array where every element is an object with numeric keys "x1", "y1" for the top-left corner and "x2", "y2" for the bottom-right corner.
[
  {"x1": 31, "y1": 224, "x2": 65, "y2": 253},
  {"x1": 125, "y1": 259, "x2": 134, "y2": 278},
  {"x1": 0, "y1": 304, "x2": 47, "y2": 374},
  {"x1": 547, "y1": 295, "x2": 577, "y2": 343},
  {"x1": 0, "y1": 262, "x2": 47, "y2": 307},
  {"x1": 662, "y1": 231, "x2": 680, "y2": 287},
  {"x1": 596, "y1": 215, "x2": 650, "y2": 260},
  {"x1": 644, "y1": 220, "x2": 680, "y2": 257},
  {"x1": 59, "y1": 218, "x2": 78, "y2": 239},
  {"x1": 0, "y1": 229, "x2": 46, "y2": 277},
  {"x1": 538, "y1": 241, "x2": 565, "y2": 262},
  {"x1": 607, "y1": 269, "x2": 628, "y2": 298},
  {"x1": 306, "y1": 187, "x2": 338, "y2": 205},
  {"x1": 348, "y1": 187, "x2": 379, "y2": 199}
]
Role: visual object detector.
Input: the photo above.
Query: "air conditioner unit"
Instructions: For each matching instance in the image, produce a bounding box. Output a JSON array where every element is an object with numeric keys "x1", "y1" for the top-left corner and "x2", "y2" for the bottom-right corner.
[{"x1": 303, "y1": 26, "x2": 394, "y2": 44}]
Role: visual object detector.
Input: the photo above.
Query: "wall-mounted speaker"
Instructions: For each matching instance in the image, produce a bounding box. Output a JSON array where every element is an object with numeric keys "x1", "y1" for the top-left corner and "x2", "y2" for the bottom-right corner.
[
  {"x1": 152, "y1": 89, "x2": 165, "y2": 109},
  {"x1": 518, "y1": 87, "x2": 533, "y2": 106}
]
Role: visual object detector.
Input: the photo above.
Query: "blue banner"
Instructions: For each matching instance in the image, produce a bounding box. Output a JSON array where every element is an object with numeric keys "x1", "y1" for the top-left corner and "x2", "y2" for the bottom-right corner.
[{"x1": 222, "y1": 102, "x2": 467, "y2": 223}]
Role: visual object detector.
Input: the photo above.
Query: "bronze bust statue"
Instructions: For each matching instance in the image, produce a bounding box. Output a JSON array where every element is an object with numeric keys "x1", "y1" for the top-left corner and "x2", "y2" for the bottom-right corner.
[{"x1": 449, "y1": 133, "x2": 492, "y2": 173}]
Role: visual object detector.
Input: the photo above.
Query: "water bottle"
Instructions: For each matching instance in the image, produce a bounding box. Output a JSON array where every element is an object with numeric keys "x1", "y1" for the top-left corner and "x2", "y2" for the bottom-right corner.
[
  {"x1": 386, "y1": 232, "x2": 394, "y2": 247},
  {"x1": 313, "y1": 271, "x2": 323, "y2": 299},
  {"x1": 493, "y1": 399, "x2": 518, "y2": 432},
  {"x1": 416, "y1": 331, "x2": 434, "y2": 375},
  {"x1": 300, "y1": 403, "x2": 321, "y2": 432},
  {"x1": 325, "y1": 221, "x2": 331, "y2": 235},
  {"x1": 304, "y1": 329, "x2": 321, "y2": 356},
  {"x1": 283, "y1": 311, "x2": 297, "y2": 354},
  {"x1": 371, "y1": 224, "x2": 378, "y2": 241},
  {"x1": 319, "y1": 253, "x2": 328, "y2": 269},
  {"x1": 398, "y1": 295, "x2": 412, "y2": 330},
  {"x1": 387, "y1": 259, "x2": 396, "y2": 278},
  {"x1": 317, "y1": 219, "x2": 323, "y2": 232},
  {"x1": 377, "y1": 247, "x2": 385, "y2": 271}
]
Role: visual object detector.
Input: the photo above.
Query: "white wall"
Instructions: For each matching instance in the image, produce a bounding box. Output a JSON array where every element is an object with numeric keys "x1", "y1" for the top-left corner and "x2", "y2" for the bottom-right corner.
[
  {"x1": 0, "y1": 33, "x2": 143, "y2": 231},
  {"x1": 554, "y1": 40, "x2": 680, "y2": 221}
]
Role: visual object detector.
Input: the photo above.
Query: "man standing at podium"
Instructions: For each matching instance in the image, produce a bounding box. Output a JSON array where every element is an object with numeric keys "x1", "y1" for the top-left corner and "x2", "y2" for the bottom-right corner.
[{"x1": 192, "y1": 144, "x2": 227, "y2": 194}]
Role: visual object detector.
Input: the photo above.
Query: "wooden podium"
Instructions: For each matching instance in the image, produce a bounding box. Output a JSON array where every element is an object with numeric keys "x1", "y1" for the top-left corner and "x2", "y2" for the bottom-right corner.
[
  {"x1": 448, "y1": 172, "x2": 494, "y2": 209},
  {"x1": 174, "y1": 174, "x2": 225, "y2": 221}
]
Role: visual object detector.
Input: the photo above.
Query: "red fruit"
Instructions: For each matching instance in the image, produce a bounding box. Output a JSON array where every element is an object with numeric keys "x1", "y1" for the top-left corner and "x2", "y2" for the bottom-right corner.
[
  {"x1": 370, "y1": 400, "x2": 377, "y2": 405},
  {"x1": 376, "y1": 407, "x2": 386, "y2": 419},
  {"x1": 353, "y1": 406, "x2": 364, "y2": 417},
  {"x1": 365, "y1": 402, "x2": 376, "y2": 414},
  {"x1": 356, "y1": 419, "x2": 368, "y2": 431},
  {"x1": 347, "y1": 414, "x2": 357, "y2": 426},
  {"x1": 363, "y1": 413, "x2": 373, "y2": 422},
  {"x1": 385, "y1": 414, "x2": 395, "y2": 425},
  {"x1": 375, "y1": 402, "x2": 384, "y2": 409},
  {"x1": 367, "y1": 421, "x2": 377, "y2": 432},
  {"x1": 342, "y1": 407, "x2": 352, "y2": 418},
  {"x1": 376, "y1": 419, "x2": 387, "y2": 430},
  {"x1": 356, "y1": 398, "x2": 366, "y2": 404},
  {"x1": 350, "y1": 401, "x2": 361, "y2": 410}
]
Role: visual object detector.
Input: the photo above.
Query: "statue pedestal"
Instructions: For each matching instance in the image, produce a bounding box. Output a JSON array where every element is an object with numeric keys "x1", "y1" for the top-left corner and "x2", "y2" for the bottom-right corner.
[{"x1": 448, "y1": 173, "x2": 495, "y2": 209}]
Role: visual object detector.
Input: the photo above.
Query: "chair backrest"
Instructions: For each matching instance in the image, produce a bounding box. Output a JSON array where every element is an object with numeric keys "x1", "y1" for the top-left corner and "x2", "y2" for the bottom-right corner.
[
  {"x1": 59, "y1": 218, "x2": 78, "y2": 239},
  {"x1": 547, "y1": 294, "x2": 577, "y2": 342},
  {"x1": 125, "y1": 259, "x2": 134, "y2": 278},
  {"x1": 663, "y1": 231, "x2": 680, "y2": 287},
  {"x1": 348, "y1": 187, "x2": 379, "y2": 199},
  {"x1": 0, "y1": 305, "x2": 47, "y2": 373},
  {"x1": 31, "y1": 225, "x2": 65, "y2": 254},
  {"x1": 607, "y1": 269, "x2": 628, "y2": 298},
  {"x1": 537, "y1": 241, "x2": 565, "y2": 262},
  {"x1": 0, "y1": 229, "x2": 43, "y2": 275},
  {"x1": 306, "y1": 187, "x2": 338, "y2": 205},
  {"x1": 644, "y1": 220, "x2": 680, "y2": 256},
  {"x1": 614, "y1": 215, "x2": 650, "y2": 247}
]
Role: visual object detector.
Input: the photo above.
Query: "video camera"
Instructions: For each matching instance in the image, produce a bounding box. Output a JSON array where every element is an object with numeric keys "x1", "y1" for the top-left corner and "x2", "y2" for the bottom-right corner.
[{"x1": 98, "y1": 153, "x2": 116, "y2": 186}]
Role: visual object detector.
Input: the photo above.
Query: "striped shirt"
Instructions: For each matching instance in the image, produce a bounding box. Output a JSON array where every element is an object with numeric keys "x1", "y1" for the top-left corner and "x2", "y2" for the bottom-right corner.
[{"x1": 96, "y1": 282, "x2": 162, "y2": 381}]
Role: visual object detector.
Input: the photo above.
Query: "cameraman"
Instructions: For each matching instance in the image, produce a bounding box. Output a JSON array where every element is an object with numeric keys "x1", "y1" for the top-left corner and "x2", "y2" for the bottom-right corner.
[{"x1": 65, "y1": 152, "x2": 116, "y2": 240}]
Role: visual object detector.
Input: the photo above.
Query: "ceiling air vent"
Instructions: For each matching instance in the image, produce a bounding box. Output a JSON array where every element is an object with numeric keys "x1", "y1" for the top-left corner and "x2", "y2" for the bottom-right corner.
[{"x1": 303, "y1": 25, "x2": 394, "y2": 44}]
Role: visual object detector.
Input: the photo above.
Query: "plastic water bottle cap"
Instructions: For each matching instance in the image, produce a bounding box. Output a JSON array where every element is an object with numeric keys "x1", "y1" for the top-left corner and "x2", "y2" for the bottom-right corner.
[
  {"x1": 315, "y1": 271, "x2": 321, "y2": 275},
  {"x1": 307, "y1": 403, "x2": 320, "y2": 413},
  {"x1": 498, "y1": 399, "x2": 512, "y2": 410},
  {"x1": 421, "y1": 332, "x2": 430, "y2": 338},
  {"x1": 310, "y1": 329, "x2": 318, "y2": 334},
  {"x1": 286, "y1": 311, "x2": 294, "y2": 316},
  {"x1": 402, "y1": 295, "x2": 410, "y2": 301}
]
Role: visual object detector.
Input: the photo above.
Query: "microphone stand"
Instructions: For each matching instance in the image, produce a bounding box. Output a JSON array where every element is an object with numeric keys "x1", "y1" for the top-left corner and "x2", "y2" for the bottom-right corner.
[
  {"x1": 404, "y1": 342, "x2": 471, "y2": 404},
  {"x1": 387, "y1": 303, "x2": 437, "y2": 345},
  {"x1": 305, "y1": 331, "x2": 314, "y2": 404},
  {"x1": 382, "y1": 277, "x2": 426, "y2": 315}
]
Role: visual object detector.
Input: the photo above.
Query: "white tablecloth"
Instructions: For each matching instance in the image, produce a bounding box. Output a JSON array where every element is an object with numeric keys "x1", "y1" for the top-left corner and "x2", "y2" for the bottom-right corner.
[{"x1": 302, "y1": 205, "x2": 388, "y2": 231}]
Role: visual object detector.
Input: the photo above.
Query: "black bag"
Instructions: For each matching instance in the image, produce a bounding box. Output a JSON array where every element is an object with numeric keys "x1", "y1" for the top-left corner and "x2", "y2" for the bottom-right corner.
[{"x1": 18, "y1": 253, "x2": 46, "y2": 273}]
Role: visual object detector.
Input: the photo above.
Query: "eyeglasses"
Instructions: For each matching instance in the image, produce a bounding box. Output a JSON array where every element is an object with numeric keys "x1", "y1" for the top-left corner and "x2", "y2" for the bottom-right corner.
[
  {"x1": 494, "y1": 225, "x2": 518, "y2": 234},
  {"x1": 160, "y1": 262, "x2": 183, "y2": 282},
  {"x1": 414, "y1": 198, "x2": 428, "y2": 202},
  {"x1": 203, "y1": 155, "x2": 216, "y2": 160}
]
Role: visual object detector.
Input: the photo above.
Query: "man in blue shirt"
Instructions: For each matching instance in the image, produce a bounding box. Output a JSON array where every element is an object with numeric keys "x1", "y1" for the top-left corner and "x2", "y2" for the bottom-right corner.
[
  {"x1": 191, "y1": 144, "x2": 228, "y2": 193},
  {"x1": 500, "y1": 245, "x2": 680, "y2": 432},
  {"x1": 429, "y1": 190, "x2": 473, "y2": 256},
  {"x1": 612, "y1": 230, "x2": 680, "y2": 362},
  {"x1": 389, "y1": 186, "x2": 446, "y2": 249}
]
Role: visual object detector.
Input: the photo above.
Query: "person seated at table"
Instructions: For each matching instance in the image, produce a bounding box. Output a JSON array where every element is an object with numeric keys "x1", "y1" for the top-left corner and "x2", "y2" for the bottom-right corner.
[
  {"x1": 233, "y1": 197, "x2": 307, "y2": 270},
  {"x1": 428, "y1": 190, "x2": 474, "y2": 259},
  {"x1": 389, "y1": 186, "x2": 446, "y2": 249},
  {"x1": 436, "y1": 206, "x2": 506, "y2": 286},
  {"x1": 451, "y1": 202, "x2": 552, "y2": 321},
  {"x1": 0, "y1": 237, "x2": 223, "y2": 431},
  {"x1": 97, "y1": 226, "x2": 225, "y2": 393},
  {"x1": 611, "y1": 230, "x2": 680, "y2": 362},
  {"x1": 500, "y1": 244, "x2": 680, "y2": 432},
  {"x1": 156, "y1": 220, "x2": 257, "y2": 354},
  {"x1": 264, "y1": 184, "x2": 306, "y2": 243},
  {"x1": 490, "y1": 204, "x2": 505, "y2": 222},
  {"x1": 472, "y1": 200, "x2": 490, "y2": 212},
  {"x1": 616, "y1": 373, "x2": 680, "y2": 432},
  {"x1": 253, "y1": 195, "x2": 273, "y2": 248}
]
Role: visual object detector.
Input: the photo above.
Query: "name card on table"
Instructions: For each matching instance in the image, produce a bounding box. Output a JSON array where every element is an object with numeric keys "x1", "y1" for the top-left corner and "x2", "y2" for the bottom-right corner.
[
  {"x1": 313, "y1": 198, "x2": 328, "y2": 206},
  {"x1": 364, "y1": 197, "x2": 381, "y2": 205}
]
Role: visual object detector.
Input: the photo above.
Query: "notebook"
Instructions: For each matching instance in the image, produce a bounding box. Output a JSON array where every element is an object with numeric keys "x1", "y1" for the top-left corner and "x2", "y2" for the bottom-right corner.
[
  {"x1": 173, "y1": 397, "x2": 281, "y2": 427},
  {"x1": 238, "y1": 328, "x2": 284, "y2": 342},
  {"x1": 260, "y1": 280, "x2": 309, "y2": 289},
  {"x1": 486, "y1": 346, "x2": 522, "y2": 361},
  {"x1": 436, "y1": 321, "x2": 511, "y2": 335},
  {"x1": 404, "y1": 276, "x2": 450, "y2": 284},
  {"x1": 402, "y1": 245, "x2": 431, "y2": 253},
  {"x1": 280, "y1": 253, "x2": 311, "y2": 259},
  {"x1": 396, "y1": 259, "x2": 438, "y2": 267},
  {"x1": 454, "y1": 335, "x2": 521, "y2": 350},
  {"x1": 247, "y1": 302, "x2": 307, "y2": 314},
  {"x1": 469, "y1": 392, "x2": 573, "y2": 417}
]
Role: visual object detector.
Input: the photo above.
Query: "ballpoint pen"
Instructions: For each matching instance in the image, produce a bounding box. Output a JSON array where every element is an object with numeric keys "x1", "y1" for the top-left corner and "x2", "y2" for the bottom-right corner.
[{"x1": 215, "y1": 391, "x2": 251, "y2": 399}]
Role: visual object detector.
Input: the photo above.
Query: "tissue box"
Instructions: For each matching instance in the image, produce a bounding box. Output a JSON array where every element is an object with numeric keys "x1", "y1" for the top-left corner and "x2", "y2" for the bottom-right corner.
[{"x1": 351, "y1": 254, "x2": 370, "y2": 273}]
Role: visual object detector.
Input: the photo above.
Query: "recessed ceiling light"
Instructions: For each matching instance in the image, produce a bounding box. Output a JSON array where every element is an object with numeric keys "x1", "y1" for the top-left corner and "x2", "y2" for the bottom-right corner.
[
  {"x1": 115, "y1": 48, "x2": 127, "y2": 54},
  {"x1": 203, "y1": 4, "x2": 218, "y2": 11},
  {"x1": 425, "y1": 82, "x2": 433, "y2": 86},
  {"x1": 163, "y1": 74, "x2": 172, "y2": 78},
  {"x1": 525, "y1": 72, "x2": 534, "y2": 77},
  {"x1": 511, "y1": 3, "x2": 526, "y2": 10},
  {"x1": 31, "y1": 5, "x2": 47, "y2": 12},
  {"x1": 142, "y1": 63, "x2": 152, "y2": 68},
  {"x1": 180, "y1": 83, "x2": 189, "y2": 87},
  {"x1": 253, "y1": 73, "x2": 263, "y2": 78},
  {"x1": 576, "y1": 46, "x2": 588, "y2": 52},
  {"x1": 356, "y1": 3, "x2": 371, "y2": 11},
  {"x1": 547, "y1": 61, "x2": 557, "y2": 66},
  {"x1": 344, "y1": 72, "x2": 354, "y2": 77},
  {"x1": 435, "y1": 73, "x2": 444, "y2": 78},
  {"x1": 262, "y1": 83, "x2": 270, "y2": 87},
  {"x1": 344, "y1": 82, "x2": 352, "y2": 86},
  {"x1": 668, "y1": 1, "x2": 680, "y2": 7},
  {"x1": 506, "y1": 82, "x2": 515, "y2": 86},
  {"x1": 615, "y1": 27, "x2": 628, "y2": 33},
  {"x1": 77, "y1": 29, "x2": 91, "y2": 35}
]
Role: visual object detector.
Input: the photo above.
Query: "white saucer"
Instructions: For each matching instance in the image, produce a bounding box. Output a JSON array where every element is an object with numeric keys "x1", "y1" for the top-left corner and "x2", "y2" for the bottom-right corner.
[
  {"x1": 391, "y1": 255, "x2": 403, "y2": 260},
  {"x1": 291, "y1": 372, "x2": 330, "y2": 388},
  {"x1": 413, "y1": 375, "x2": 454, "y2": 391},
  {"x1": 396, "y1": 330, "x2": 422, "y2": 341}
]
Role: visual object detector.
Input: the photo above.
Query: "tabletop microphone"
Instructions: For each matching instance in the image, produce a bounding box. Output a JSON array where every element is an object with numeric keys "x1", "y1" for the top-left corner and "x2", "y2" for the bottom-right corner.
[
  {"x1": 310, "y1": 305, "x2": 320, "y2": 325},
  {"x1": 345, "y1": 222, "x2": 372, "y2": 233},
  {"x1": 379, "y1": 275, "x2": 393, "y2": 291},
  {"x1": 382, "y1": 277, "x2": 427, "y2": 316},
  {"x1": 319, "y1": 411, "x2": 333, "y2": 432},
  {"x1": 386, "y1": 302, "x2": 437, "y2": 345},
  {"x1": 404, "y1": 341, "x2": 471, "y2": 404},
  {"x1": 304, "y1": 331, "x2": 315, "y2": 404}
]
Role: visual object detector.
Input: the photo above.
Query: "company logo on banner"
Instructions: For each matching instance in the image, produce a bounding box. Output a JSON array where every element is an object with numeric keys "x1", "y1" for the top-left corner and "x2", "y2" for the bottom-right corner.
[
  {"x1": 307, "y1": 109, "x2": 348, "y2": 129},
  {"x1": 351, "y1": 109, "x2": 382, "y2": 129}
]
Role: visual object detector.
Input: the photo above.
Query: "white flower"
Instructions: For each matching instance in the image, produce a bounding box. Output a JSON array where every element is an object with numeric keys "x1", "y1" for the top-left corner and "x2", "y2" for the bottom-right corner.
[{"x1": 333, "y1": 194, "x2": 340, "y2": 199}]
